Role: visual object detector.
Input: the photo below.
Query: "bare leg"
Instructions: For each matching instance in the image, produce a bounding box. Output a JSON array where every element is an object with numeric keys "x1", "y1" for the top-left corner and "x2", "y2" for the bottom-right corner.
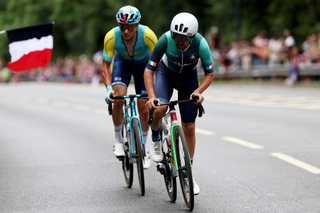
[
  {"x1": 112, "y1": 85, "x2": 127, "y2": 126},
  {"x1": 182, "y1": 122, "x2": 196, "y2": 159}
]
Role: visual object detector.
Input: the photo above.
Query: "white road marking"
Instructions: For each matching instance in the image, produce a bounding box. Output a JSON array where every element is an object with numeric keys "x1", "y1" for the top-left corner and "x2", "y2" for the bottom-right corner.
[
  {"x1": 94, "y1": 108, "x2": 109, "y2": 115},
  {"x1": 53, "y1": 101, "x2": 69, "y2": 108},
  {"x1": 19, "y1": 95, "x2": 32, "y2": 101},
  {"x1": 270, "y1": 152, "x2": 320, "y2": 174},
  {"x1": 3, "y1": 90, "x2": 320, "y2": 175},
  {"x1": 196, "y1": 128, "x2": 215, "y2": 135},
  {"x1": 35, "y1": 97, "x2": 49, "y2": 104},
  {"x1": 205, "y1": 92, "x2": 320, "y2": 111},
  {"x1": 222, "y1": 136, "x2": 264, "y2": 149},
  {"x1": 72, "y1": 104, "x2": 91, "y2": 111}
]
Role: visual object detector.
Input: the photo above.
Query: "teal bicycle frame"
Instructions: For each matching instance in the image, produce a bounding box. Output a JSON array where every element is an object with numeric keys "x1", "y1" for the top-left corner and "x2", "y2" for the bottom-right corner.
[
  {"x1": 123, "y1": 94, "x2": 146, "y2": 156},
  {"x1": 109, "y1": 93, "x2": 148, "y2": 196}
]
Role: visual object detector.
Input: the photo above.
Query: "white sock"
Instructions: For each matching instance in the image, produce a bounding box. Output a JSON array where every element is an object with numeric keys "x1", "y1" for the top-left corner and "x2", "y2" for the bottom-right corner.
[
  {"x1": 114, "y1": 125, "x2": 123, "y2": 143},
  {"x1": 143, "y1": 130, "x2": 148, "y2": 150}
]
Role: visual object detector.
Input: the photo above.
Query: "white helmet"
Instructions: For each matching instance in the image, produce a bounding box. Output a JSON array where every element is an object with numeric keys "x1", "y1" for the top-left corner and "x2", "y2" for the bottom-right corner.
[{"x1": 170, "y1": 12, "x2": 198, "y2": 41}]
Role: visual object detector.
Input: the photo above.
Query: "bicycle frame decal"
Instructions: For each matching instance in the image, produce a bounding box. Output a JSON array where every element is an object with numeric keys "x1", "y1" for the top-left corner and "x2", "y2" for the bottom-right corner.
[
  {"x1": 170, "y1": 112, "x2": 177, "y2": 122},
  {"x1": 171, "y1": 124, "x2": 179, "y2": 171}
]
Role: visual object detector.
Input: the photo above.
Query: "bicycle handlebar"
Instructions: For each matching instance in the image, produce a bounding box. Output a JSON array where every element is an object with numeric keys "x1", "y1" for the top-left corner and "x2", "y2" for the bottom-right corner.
[
  {"x1": 107, "y1": 93, "x2": 149, "y2": 115},
  {"x1": 148, "y1": 95, "x2": 205, "y2": 124},
  {"x1": 110, "y1": 93, "x2": 148, "y2": 100}
]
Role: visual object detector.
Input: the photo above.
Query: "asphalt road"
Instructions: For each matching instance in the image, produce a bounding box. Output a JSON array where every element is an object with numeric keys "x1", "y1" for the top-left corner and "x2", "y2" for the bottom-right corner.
[{"x1": 0, "y1": 82, "x2": 320, "y2": 213}]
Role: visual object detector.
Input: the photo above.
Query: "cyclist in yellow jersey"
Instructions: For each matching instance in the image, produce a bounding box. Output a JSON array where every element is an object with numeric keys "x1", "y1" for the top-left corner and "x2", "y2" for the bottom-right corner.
[{"x1": 101, "y1": 5, "x2": 157, "y2": 169}]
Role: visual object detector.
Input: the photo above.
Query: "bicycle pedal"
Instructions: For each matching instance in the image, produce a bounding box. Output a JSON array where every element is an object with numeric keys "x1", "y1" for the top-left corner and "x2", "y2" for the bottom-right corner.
[
  {"x1": 156, "y1": 163, "x2": 165, "y2": 175},
  {"x1": 182, "y1": 170, "x2": 188, "y2": 178},
  {"x1": 117, "y1": 156, "x2": 124, "y2": 161}
]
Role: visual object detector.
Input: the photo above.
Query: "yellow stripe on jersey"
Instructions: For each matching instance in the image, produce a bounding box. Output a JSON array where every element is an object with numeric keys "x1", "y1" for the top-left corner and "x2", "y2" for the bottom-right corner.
[
  {"x1": 103, "y1": 29, "x2": 115, "y2": 61},
  {"x1": 144, "y1": 26, "x2": 158, "y2": 53}
]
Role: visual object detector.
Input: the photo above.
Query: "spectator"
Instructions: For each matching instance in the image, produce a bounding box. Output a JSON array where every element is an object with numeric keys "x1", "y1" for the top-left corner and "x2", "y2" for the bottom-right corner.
[
  {"x1": 227, "y1": 41, "x2": 242, "y2": 67},
  {"x1": 1, "y1": 58, "x2": 10, "y2": 83},
  {"x1": 285, "y1": 46, "x2": 308, "y2": 87},
  {"x1": 208, "y1": 26, "x2": 220, "y2": 50},
  {"x1": 252, "y1": 29, "x2": 269, "y2": 65},
  {"x1": 241, "y1": 41, "x2": 254, "y2": 70},
  {"x1": 217, "y1": 45, "x2": 233, "y2": 75},
  {"x1": 283, "y1": 29, "x2": 295, "y2": 60},
  {"x1": 307, "y1": 33, "x2": 318, "y2": 64},
  {"x1": 91, "y1": 50, "x2": 103, "y2": 86},
  {"x1": 302, "y1": 35, "x2": 310, "y2": 52},
  {"x1": 268, "y1": 34, "x2": 283, "y2": 67}
]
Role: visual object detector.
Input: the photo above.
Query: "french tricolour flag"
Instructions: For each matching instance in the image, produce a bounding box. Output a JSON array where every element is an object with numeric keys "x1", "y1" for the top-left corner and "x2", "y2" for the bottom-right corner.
[{"x1": 6, "y1": 23, "x2": 53, "y2": 72}]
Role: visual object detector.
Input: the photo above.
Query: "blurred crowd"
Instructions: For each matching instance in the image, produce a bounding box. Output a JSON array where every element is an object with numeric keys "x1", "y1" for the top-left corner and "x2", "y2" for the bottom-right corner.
[
  {"x1": 0, "y1": 51, "x2": 103, "y2": 85},
  {"x1": 1, "y1": 28, "x2": 320, "y2": 85},
  {"x1": 206, "y1": 27, "x2": 320, "y2": 76}
]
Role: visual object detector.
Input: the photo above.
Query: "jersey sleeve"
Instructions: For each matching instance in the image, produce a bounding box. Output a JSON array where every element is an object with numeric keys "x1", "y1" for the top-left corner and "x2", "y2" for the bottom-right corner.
[
  {"x1": 146, "y1": 33, "x2": 167, "y2": 71},
  {"x1": 103, "y1": 28, "x2": 115, "y2": 62},
  {"x1": 144, "y1": 26, "x2": 158, "y2": 53},
  {"x1": 199, "y1": 38, "x2": 214, "y2": 73}
]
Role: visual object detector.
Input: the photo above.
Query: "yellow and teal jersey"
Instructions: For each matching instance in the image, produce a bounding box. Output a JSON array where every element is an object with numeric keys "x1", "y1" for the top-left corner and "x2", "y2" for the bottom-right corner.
[{"x1": 103, "y1": 24, "x2": 157, "y2": 65}]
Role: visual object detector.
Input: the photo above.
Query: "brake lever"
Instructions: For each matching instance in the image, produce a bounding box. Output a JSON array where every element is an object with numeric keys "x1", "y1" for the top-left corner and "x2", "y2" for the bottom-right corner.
[
  {"x1": 107, "y1": 94, "x2": 114, "y2": 115},
  {"x1": 191, "y1": 94, "x2": 205, "y2": 117},
  {"x1": 148, "y1": 99, "x2": 158, "y2": 124}
]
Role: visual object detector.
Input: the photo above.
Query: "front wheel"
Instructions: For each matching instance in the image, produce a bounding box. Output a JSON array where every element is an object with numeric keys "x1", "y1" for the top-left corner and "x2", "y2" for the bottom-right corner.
[
  {"x1": 122, "y1": 120, "x2": 133, "y2": 188},
  {"x1": 161, "y1": 125, "x2": 177, "y2": 202},
  {"x1": 122, "y1": 142, "x2": 133, "y2": 188},
  {"x1": 173, "y1": 125, "x2": 194, "y2": 211},
  {"x1": 132, "y1": 118, "x2": 145, "y2": 196}
]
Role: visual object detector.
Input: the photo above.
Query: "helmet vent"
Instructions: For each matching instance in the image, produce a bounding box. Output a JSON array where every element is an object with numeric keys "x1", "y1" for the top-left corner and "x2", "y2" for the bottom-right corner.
[
  {"x1": 175, "y1": 24, "x2": 188, "y2": 33},
  {"x1": 179, "y1": 24, "x2": 184, "y2": 32}
]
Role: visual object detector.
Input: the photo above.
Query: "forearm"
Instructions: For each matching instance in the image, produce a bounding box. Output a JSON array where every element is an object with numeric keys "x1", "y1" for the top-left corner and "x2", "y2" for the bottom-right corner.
[
  {"x1": 101, "y1": 60, "x2": 112, "y2": 87},
  {"x1": 144, "y1": 68, "x2": 156, "y2": 99},
  {"x1": 195, "y1": 72, "x2": 215, "y2": 94}
]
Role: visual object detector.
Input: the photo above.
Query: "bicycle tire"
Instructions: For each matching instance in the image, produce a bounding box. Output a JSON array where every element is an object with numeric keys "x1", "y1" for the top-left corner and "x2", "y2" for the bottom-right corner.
[
  {"x1": 122, "y1": 119, "x2": 133, "y2": 188},
  {"x1": 173, "y1": 125, "x2": 194, "y2": 211},
  {"x1": 132, "y1": 118, "x2": 145, "y2": 196},
  {"x1": 161, "y1": 125, "x2": 177, "y2": 202}
]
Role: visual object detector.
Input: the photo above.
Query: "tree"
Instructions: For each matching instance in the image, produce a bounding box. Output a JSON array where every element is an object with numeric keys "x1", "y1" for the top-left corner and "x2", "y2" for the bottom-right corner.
[{"x1": 1, "y1": 0, "x2": 320, "y2": 64}]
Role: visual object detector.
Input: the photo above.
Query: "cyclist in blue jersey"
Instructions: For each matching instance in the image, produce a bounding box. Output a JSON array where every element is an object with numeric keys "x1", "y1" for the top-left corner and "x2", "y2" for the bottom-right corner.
[
  {"x1": 101, "y1": 5, "x2": 158, "y2": 169},
  {"x1": 144, "y1": 12, "x2": 215, "y2": 194}
]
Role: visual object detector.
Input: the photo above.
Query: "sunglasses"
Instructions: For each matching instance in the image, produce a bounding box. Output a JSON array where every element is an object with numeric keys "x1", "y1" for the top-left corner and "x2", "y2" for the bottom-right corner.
[
  {"x1": 119, "y1": 24, "x2": 137, "y2": 32},
  {"x1": 171, "y1": 32, "x2": 191, "y2": 42}
]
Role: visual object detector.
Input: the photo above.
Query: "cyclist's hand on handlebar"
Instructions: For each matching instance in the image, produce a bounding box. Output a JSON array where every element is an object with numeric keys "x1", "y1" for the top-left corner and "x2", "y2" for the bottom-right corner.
[
  {"x1": 190, "y1": 92, "x2": 204, "y2": 104},
  {"x1": 145, "y1": 98, "x2": 159, "y2": 110},
  {"x1": 105, "y1": 86, "x2": 114, "y2": 104}
]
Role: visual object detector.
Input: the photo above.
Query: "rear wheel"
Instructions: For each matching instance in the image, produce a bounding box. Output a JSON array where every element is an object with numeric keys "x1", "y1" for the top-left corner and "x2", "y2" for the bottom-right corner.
[
  {"x1": 174, "y1": 125, "x2": 194, "y2": 211},
  {"x1": 132, "y1": 118, "x2": 145, "y2": 196},
  {"x1": 122, "y1": 119, "x2": 133, "y2": 188},
  {"x1": 161, "y1": 125, "x2": 177, "y2": 202}
]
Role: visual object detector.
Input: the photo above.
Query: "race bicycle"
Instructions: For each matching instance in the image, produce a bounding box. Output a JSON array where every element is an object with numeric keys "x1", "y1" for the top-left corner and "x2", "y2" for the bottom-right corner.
[
  {"x1": 148, "y1": 95, "x2": 204, "y2": 211},
  {"x1": 108, "y1": 93, "x2": 148, "y2": 196}
]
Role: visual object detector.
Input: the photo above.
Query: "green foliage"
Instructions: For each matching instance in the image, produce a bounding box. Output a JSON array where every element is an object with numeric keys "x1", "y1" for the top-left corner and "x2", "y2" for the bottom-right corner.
[{"x1": 1, "y1": 0, "x2": 320, "y2": 63}]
